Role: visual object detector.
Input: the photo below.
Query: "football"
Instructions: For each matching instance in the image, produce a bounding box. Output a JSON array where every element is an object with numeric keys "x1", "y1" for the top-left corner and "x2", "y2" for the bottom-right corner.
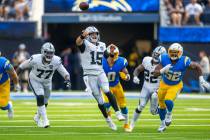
[{"x1": 79, "y1": 2, "x2": 89, "y2": 11}]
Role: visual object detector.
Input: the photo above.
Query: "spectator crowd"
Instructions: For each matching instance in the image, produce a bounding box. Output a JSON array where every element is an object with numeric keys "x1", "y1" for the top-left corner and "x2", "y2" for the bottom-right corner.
[
  {"x1": 164, "y1": 0, "x2": 210, "y2": 26},
  {"x1": 0, "y1": 0, "x2": 32, "y2": 21}
]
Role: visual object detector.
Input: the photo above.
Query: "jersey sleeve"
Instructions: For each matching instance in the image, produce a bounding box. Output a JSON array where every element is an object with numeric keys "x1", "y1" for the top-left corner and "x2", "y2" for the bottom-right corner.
[
  {"x1": 119, "y1": 58, "x2": 128, "y2": 71},
  {"x1": 3, "y1": 59, "x2": 12, "y2": 71},
  {"x1": 142, "y1": 57, "x2": 148, "y2": 68},
  {"x1": 184, "y1": 56, "x2": 191, "y2": 68}
]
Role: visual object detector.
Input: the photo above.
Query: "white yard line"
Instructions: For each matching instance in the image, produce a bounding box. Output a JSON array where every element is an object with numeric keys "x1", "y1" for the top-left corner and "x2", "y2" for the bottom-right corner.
[
  {"x1": 0, "y1": 119, "x2": 210, "y2": 123},
  {"x1": 11, "y1": 92, "x2": 210, "y2": 99},
  {"x1": 0, "y1": 124, "x2": 209, "y2": 128}
]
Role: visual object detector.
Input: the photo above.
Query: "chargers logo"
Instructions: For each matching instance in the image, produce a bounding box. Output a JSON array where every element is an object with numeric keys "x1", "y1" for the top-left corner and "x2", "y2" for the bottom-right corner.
[{"x1": 72, "y1": 0, "x2": 132, "y2": 12}]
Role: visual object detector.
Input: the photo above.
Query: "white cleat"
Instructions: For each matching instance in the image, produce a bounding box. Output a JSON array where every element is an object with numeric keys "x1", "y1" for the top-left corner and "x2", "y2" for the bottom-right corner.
[
  {"x1": 8, "y1": 101, "x2": 14, "y2": 119},
  {"x1": 106, "y1": 117, "x2": 117, "y2": 131},
  {"x1": 115, "y1": 111, "x2": 125, "y2": 121},
  {"x1": 158, "y1": 121, "x2": 166, "y2": 132},
  {"x1": 43, "y1": 119, "x2": 50, "y2": 128},
  {"x1": 165, "y1": 113, "x2": 172, "y2": 126},
  {"x1": 128, "y1": 120, "x2": 135, "y2": 132},
  {"x1": 33, "y1": 113, "x2": 43, "y2": 127}
]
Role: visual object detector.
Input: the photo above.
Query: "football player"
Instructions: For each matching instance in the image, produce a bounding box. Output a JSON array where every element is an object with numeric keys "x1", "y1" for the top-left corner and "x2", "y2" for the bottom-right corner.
[
  {"x1": 0, "y1": 51, "x2": 20, "y2": 119},
  {"x1": 154, "y1": 43, "x2": 210, "y2": 132},
  {"x1": 102, "y1": 44, "x2": 130, "y2": 132},
  {"x1": 76, "y1": 26, "x2": 125, "y2": 131},
  {"x1": 16, "y1": 42, "x2": 71, "y2": 128},
  {"x1": 129, "y1": 46, "x2": 167, "y2": 132}
]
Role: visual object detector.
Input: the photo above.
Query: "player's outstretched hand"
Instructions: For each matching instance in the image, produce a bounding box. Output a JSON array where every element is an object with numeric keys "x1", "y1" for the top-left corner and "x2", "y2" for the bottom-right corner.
[
  {"x1": 199, "y1": 76, "x2": 210, "y2": 90},
  {"x1": 81, "y1": 30, "x2": 89, "y2": 39},
  {"x1": 133, "y1": 76, "x2": 140, "y2": 84},
  {"x1": 14, "y1": 84, "x2": 21, "y2": 92},
  {"x1": 64, "y1": 80, "x2": 71, "y2": 89},
  {"x1": 160, "y1": 64, "x2": 172, "y2": 74}
]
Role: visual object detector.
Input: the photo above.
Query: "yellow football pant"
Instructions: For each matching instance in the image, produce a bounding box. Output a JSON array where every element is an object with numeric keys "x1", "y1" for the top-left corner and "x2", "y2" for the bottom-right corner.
[
  {"x1": 103, "y1": 83, "x2": 126, "y2": 108},
  {"x1": 158, "y1": 80, "x2": 183, "y2": 109},
  {"x1": 0, "y1": 79, "x2": 10, "y2": 107}
]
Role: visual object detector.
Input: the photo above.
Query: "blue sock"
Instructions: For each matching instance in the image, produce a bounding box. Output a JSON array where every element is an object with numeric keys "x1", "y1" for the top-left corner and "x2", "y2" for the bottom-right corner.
[
  {"x1": 165, "y1": 100, "x2": 174, "y2": 113},
  {"x1": 159, "y1": 108, "x2": 166, "y2": 120},
  {"x1": 104, "y1": 103, "x2": 111, "y2": 109},
  {"x1": 1, "y1": 103, "x2": 11, "y2": 110},
  {"x1": 120, "y1": 107, "x2": 128, "y2": 114}
]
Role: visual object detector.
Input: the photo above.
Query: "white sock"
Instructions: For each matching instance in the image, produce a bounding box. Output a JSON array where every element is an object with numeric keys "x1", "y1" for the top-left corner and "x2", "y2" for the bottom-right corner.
[
  {"x1": 123, "y1": 114, "x2": 129, "y2": 124},
  {"x1": 106, "y1": 116, "x2": 112, "y2": 122},
  {"x1": 38, "y1": 105, "x2": 48, "y2": 122},
  {"x1": 132, "y1": 110, "x2": 141, "y2": 123}
]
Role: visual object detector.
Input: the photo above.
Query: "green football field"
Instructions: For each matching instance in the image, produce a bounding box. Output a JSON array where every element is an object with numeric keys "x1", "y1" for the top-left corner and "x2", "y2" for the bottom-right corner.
[{"x1": 0, "y1": 97, "x2": 210, "y2": 140}]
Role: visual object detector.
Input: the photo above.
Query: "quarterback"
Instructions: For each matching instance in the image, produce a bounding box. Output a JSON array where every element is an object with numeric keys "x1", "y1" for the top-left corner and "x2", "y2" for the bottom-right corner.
[
  {"x1": 16, "y1": 42, "x2": 71, "y2": 128},
  {"x1": 76, "y1": 26, "x2": 125, "y2": 131},
  {"x1": 154, "y1": 43, "x2": 210, "y2": 132},
  {"x1": 0, "y1": 51, "x2": 20, "y2": 119},
  {"x1": 102, "y1": 44, "x2": 130, "y2": 132},
  {"x1": 129, "y1": 46, "x2": 166, "y2": 132}
]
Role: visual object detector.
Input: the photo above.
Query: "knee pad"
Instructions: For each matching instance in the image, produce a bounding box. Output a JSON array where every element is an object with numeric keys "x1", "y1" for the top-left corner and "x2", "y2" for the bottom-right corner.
[
  {"x1": 150, "y1": 107, "x2": 158, "y2": 115},
  {"x1": 36, "y1": 95, "x2": 44, "y2": 106},
  {"x1": 120, "y1": 107, "x2": 128, "y2": 114}
]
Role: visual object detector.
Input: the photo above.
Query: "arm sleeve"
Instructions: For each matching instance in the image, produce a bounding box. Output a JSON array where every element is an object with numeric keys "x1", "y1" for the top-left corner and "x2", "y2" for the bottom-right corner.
[{"x1": 57, "y1": 64, "x2": 70, "y2": 79}]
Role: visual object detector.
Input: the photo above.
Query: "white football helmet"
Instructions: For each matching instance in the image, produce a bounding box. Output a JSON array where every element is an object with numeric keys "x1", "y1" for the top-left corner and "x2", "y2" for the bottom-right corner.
[
  {"x1": 85, "y1": 26, "x2": 100, "y2": 43},
  {"x1": 41, "y1": 42, "x2": 55, "y2": 62},
  {"x1": 168, "y1": 43, "x2": 183, "y2": 60},
  {"x1": 106, "y1": 45, "x2": 119, "y2": 61},
  {"x1": 152, "y1": 46, "x2": 166, "y2": 62}
]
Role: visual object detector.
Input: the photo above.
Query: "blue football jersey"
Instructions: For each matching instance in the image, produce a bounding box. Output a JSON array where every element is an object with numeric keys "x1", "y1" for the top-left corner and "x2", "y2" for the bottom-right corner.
[
  {"x1": 0, "y1": 57, "x2": 12, "y2": 84},
  {"x1": 160, "y1": 54, "x2": 191, "y2": 85},
  {"x1": 102, "y1": 56, "x2": 128, "y2": 87}
]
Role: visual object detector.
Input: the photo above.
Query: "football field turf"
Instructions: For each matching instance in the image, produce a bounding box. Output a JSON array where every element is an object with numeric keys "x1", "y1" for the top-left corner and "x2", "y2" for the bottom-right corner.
[{"x1": 0, "y1": 96, "x2": 210, "y2": 140}]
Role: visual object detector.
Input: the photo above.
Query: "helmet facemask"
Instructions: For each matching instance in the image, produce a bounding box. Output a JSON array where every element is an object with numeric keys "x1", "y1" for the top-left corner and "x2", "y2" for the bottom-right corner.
[
  {"x1": 107, "y1": 45, "x2": 119, "y2": 61},
  {"x1": 89, "y1": 32, "x2": 99, "y2": 43},
  {"x1": 152, "y1": 52, "x2": 160, "y2": 63},
  {"x1": 43, "y1": 50, "x2": 54, "y2": 62},
  {"x1": 41, "y1": 42, "x2": 55, "y2": 63}
]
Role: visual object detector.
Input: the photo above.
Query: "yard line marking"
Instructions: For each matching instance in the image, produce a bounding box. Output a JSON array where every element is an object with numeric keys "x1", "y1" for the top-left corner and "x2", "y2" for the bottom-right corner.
[
  {"x1": 186, "y1": 108, "x2": 210, "y2": 111},
  {"x1": 0, "y1": 124, "x2": 210, "y2": 128},
  {"x1": 0, "y1": 119, "x2": 210, "y2": 122}
]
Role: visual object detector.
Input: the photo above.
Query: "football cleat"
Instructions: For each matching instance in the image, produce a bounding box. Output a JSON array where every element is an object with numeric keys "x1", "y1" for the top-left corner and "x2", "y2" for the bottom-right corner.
[
  {"x1": 124, "y1": 124, "x2": 131, "y2": 132},
  {"x1": 43, "y1": 119, "x2": 50, "y2": 128},
  {"x1": 158, "y1": 121, "x2": 166, "y2": 132},
  {"x1": 7, "y1": 101, "x2": 14, "y2": 119},
  {"x1": 115, "y1": 111, "x2": 125, "y2": 121},
  {"x1": 106, "y1": 117, "x2": 117, "y2": 131},
  {"x1": 165, "y1": 113, "x2": 172, "y2": 126},
  {"x1": 128, "y1": 120, "x2": 135, "y2": 132}
]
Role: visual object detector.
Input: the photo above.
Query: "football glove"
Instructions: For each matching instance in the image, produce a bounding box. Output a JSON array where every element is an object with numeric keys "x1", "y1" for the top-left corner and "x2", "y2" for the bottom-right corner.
[
  {"x1": 160, "y1": 64, "x2": 173, "y2": 74},
  {"x1": 64, "y1": 80, "x2": 71, "y2": 89},
  {"x1": 133, "y1": 76, "x2": 140, "y2": 84}
]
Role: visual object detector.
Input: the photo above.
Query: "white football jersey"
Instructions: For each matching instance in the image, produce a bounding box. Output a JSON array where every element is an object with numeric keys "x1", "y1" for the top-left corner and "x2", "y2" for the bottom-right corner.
[
  {"x1": 142, "y1": 56, "x2": 161, "y2": 89},
  {"x1": 80, "y1": 39, "x2": 106, "y2": 75},
  {"x1": 19, "y1": 54, "x2": 69, "y2": 83}
]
